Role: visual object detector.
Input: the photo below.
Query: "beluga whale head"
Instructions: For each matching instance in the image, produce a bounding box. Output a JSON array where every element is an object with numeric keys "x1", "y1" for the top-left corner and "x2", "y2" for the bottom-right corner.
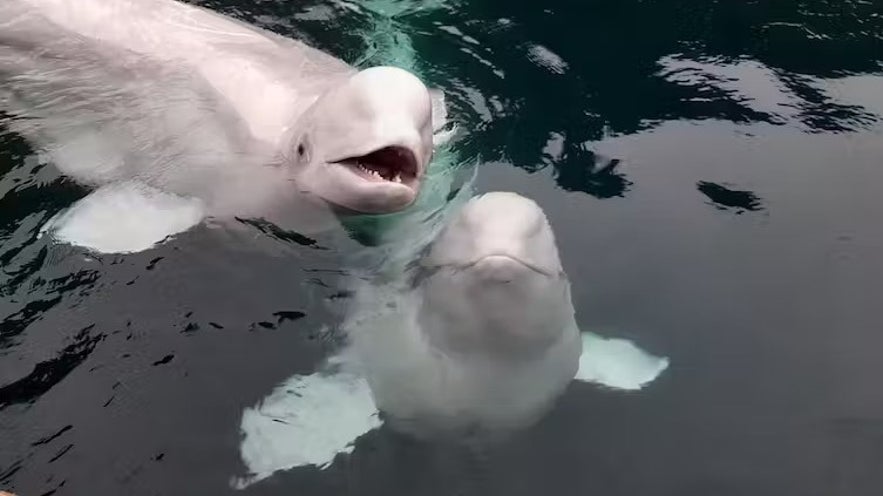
[
  {"x1": 418, "y1": 191, "x2": 574, "y2": 359},
  {"x1": 329, "y1": 192, "x2": 582, "y2": 441},
  {"x1": 284, "y1": 66, "x2": 435, "y2": 214}
]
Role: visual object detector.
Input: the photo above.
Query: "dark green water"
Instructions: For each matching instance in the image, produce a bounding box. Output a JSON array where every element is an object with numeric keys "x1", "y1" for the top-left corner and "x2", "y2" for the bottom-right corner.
[{"x1": 2, "y1": 1, "x2": 883, "y2": 495}]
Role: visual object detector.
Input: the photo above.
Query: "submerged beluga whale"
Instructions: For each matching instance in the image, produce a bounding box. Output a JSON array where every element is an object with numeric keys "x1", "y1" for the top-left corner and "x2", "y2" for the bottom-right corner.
[
  {"x1": 235, "y1": 192, "x2": 670, "y2": 487},
  {"x1": 0, "y1": 0, "x2": 449, "y2": 253}
]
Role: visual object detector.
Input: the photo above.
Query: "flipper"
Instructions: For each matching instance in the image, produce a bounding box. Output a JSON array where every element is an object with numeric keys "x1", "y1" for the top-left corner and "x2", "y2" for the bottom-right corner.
[
  {"x1": 235, "y1": 367, "x2": 382, "y2": 489},
  {"x1": 575, "y1": 332, "x2": 670, "y2": 391},
  {"x1": 40, "y1": 181, "x2": 205, "y2": 254}
]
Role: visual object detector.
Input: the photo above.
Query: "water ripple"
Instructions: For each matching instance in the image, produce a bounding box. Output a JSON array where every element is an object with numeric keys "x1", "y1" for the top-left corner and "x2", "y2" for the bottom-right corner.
[
  {"x1": 0, "y1": 324, "x2": 103, "y2": 410},
  {"x1": 1, "y1": 1, "x2": 882, "y2": 494}
]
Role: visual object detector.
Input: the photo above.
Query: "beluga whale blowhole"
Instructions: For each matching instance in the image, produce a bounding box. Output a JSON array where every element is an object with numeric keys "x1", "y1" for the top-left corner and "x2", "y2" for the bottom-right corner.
[
  {"x1": 0, "y1": 0, "x2": 449, "y2": 253},
  {"x1": 235, "y1": 192, "x2": 671, "y2": 486}
]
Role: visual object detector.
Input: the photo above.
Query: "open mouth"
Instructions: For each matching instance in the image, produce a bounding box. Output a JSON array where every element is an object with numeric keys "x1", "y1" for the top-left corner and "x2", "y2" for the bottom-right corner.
[{"x1": 333, "y1": 146, "x2": 419, "y2": 185}]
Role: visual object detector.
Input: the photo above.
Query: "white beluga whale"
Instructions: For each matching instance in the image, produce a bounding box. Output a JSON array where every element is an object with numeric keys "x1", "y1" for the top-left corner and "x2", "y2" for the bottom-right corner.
[
  {"x1": 234, "y1": 192, "x2": 670, "y2": 487},
  {"x1": 0, "y1": 0, "x2": 450, "y2": 253}
]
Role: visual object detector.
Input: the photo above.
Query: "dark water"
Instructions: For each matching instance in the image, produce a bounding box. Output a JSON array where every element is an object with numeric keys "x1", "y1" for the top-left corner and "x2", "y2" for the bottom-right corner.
[{"x1": 2, "y1": 0, "x2": 883, "y2": 494}]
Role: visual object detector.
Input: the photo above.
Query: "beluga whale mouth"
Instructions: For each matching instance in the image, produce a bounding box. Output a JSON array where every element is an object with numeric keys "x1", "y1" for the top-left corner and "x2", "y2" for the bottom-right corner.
[
  {"x1": 460, "y1": 253, "x2": 555, "y2": 282},
  {"x1": 333, "y1": 145, "x2": 419, "y2": 185}
]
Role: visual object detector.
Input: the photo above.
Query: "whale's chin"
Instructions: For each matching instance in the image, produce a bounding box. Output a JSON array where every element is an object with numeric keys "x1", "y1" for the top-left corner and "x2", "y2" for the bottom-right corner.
[{"x1": 320, "y1": 177, "x2": 420, "y2": 215}]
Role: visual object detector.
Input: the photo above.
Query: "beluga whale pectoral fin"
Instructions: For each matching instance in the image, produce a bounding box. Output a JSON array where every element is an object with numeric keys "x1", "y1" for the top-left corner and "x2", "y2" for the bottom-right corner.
[
  {"x1": 40, "y1": 181, "x2": 206, "y2": 254},
  {"x1": 575, "y1": 331, "x2": 670, "y2": 391},
  {"x1": 235, "y1": 357, "x2": 382, "y2": 489}
]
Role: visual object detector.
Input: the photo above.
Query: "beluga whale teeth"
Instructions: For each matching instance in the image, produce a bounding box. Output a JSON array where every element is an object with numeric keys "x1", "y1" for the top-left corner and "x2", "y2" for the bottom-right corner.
[{"x1": 336, "y1": 145, "x2": 419, "y2": 184}]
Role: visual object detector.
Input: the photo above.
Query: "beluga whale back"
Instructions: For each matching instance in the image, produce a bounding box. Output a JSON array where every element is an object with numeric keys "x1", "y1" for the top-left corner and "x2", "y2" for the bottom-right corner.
[
  {"x1": 0, "y1": 0, "x2": 447, "y2": 253},
  {"x1": 235, "y1": 192, "x2": 670, "y2": 486}
]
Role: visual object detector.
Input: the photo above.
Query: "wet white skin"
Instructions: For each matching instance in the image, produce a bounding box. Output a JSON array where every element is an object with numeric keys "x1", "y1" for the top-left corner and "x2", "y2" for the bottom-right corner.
[
  {"x1": 287, "y1": 66, "x2": 434, "y2": 214},
  {"x1": 0, "y1": 0, "x2": 440, "y2": 252},
  {"x1": 235, "y1": 192, "x2": 670, "y2": 486}
]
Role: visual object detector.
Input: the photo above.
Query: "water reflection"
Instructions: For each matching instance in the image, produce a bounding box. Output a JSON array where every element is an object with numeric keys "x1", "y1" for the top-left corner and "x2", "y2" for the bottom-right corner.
[
  {"x1": 412, "y1": 0, "x2": 883, "y2": 200},
  {"x1": 696, "y1": 181, "x2": 764, "y2": 213},
  {"x1": 554, "y1": 153, "x2": 631, "y2": 199},
  {"x1": 0, "y1": 324, "x2": 103, "y2": 409},
  {"x1": 0, "y1": 268, "x2": 99, "y2": 349}
]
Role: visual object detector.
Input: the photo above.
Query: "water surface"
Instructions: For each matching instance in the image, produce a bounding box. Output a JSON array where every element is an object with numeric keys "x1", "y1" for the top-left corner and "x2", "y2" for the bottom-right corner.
[{"x1": 2, "y1": 1, "x2": 883, "y2": 495}]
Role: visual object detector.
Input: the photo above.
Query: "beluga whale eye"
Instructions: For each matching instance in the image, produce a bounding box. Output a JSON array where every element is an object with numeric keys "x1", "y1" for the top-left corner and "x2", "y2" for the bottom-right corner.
[{"x1": 293, "y1": 136, "x2": 311, "y2": 165}]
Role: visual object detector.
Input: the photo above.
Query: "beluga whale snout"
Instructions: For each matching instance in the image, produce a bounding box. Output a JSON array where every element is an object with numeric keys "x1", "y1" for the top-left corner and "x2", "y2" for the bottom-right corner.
[
  {"x1": 418, "y1": 192, "x2": 573, "y2": 358},
  {"x1": 289, "y1": 66, "x2": 434, "y2": 214},
  {"x1": 425, "y1": 191, "x2": 561, "y2": 272}
]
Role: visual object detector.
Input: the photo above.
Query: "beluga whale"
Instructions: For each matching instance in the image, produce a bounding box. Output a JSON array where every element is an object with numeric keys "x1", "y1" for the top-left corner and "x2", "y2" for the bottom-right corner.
[
  {"x1": 0, "y1": 0, "x2": 450, "y2": 253},
  {"x1": 234, "y1": 192, "x2": 670, "y2": 487}
]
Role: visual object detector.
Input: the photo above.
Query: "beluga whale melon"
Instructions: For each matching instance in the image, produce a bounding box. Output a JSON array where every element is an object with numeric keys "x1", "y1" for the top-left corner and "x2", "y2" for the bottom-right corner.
[{"x1": 0, "y1": 0, "x2": 450, "y2": 253}]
